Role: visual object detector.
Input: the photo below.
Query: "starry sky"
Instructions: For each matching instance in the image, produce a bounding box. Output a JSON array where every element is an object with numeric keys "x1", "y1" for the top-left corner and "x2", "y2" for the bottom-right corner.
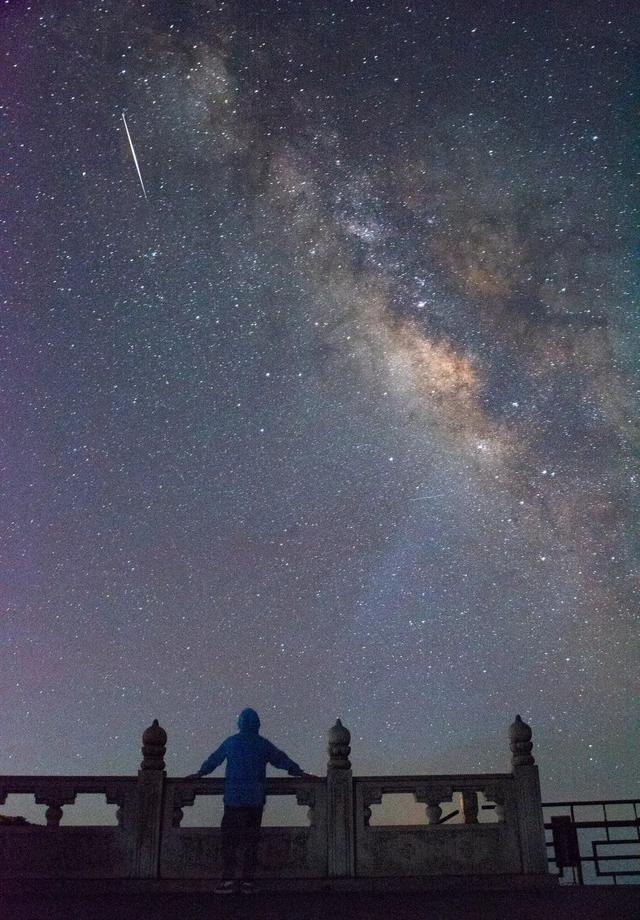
[{"x1": 1, "y1": 0, "x2": 638, "y2": 804}]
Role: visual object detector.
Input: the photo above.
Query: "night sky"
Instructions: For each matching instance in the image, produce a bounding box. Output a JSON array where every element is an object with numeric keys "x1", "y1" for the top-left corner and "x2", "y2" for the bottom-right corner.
[{"x1": 2, "y1": 0, "x2": 638, "y2": 804}]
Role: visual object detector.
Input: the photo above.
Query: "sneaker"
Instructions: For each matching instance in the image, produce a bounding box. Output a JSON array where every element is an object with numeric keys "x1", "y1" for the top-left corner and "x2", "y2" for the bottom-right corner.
[
  {"x1": 214, "y1": 879, "x2": 237, "y2": 895},
  {"x1": 240, "y1": 880, "x2": 259, "y2": 894}
]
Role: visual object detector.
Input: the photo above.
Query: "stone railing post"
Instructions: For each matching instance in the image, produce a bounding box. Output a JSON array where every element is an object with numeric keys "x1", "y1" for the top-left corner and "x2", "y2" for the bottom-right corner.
[
  {"x1": 510, "y1": 714, "x2": 548, "y2": 873},
  {"x1": 130, "y1": 719, "x2": 167, "y2": 878},
  {"x1": 326, "y1": 719, "x2": 355, "y2": 877}
]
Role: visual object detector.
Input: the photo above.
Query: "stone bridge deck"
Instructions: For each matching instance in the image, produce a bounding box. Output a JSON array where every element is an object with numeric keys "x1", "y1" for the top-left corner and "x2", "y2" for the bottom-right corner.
[{"x1": 3, "y1": 885, "x2": 640, "y2": 920}]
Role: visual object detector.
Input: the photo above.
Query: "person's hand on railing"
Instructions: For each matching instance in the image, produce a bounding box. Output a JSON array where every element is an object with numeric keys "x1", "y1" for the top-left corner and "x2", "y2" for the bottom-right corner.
[
  {"x1": 299, "y1": 772, "x2": 323, "y2": 782},
  {"x1": 184, "y1": 773, "x2": 202, "y2": 780}
]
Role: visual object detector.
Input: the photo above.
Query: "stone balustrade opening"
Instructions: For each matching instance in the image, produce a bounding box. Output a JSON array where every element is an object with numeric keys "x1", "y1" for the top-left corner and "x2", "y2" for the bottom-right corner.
[{"x1": 368, "y1": 788, "x2": 502, "y2": 826}]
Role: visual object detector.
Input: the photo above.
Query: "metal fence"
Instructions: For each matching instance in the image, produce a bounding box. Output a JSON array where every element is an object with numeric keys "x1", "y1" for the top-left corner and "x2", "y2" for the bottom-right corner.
[{"x1": 542, "y1": 799, "x2": 640, "y2": 885}]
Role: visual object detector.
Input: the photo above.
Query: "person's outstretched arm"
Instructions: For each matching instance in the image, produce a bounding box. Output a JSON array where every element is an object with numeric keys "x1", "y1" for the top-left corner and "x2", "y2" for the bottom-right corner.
[
  {"x1": 265, "y1": 740, "x2": 304, "y2": 776},
  {"x1": 186, "y1": 741, "x2": 227, "y2": 778}
]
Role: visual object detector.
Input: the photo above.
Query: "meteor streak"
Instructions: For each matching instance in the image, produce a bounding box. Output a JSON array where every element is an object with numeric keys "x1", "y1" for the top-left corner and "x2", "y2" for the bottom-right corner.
[{"x1": 121, "y1": 111, "x2": 148, "y2": 200}]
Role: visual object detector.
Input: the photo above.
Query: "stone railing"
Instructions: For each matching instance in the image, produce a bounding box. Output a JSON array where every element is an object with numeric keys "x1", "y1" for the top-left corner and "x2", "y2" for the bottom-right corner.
[
  {"x1": 0, "y1": 715, "x2": 548, "y2": 883},
  {"x1": 0, "y1": 774, "x2": 138, "y2": 878},
  {"x1": 355, "y1": 772, "x2": 533, "y2": 877},
  {"x1": 160, "y1": 775, "x2": 327, "y2": 879}
]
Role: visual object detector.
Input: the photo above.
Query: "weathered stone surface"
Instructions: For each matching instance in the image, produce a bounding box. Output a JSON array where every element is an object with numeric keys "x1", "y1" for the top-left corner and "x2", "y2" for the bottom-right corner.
[
  {"x1": 0, "y1": 827, "x2": 131, "y2": 878},
  {"x1": 356, "y1": 824, "x2": 521, "y2": 876}
]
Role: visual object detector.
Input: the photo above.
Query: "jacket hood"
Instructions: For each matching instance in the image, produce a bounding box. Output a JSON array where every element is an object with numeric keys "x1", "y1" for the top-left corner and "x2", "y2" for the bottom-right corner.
[{"x1": 237, "y1": 708, "x2": 261, "y2": 733}]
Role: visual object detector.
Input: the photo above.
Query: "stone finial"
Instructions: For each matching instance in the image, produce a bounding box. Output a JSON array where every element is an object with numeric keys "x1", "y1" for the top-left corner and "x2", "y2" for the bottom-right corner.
[
  {"x1": 509, "y1": 714, "x2": 535, "y2": 766},
  {"x1": 140, "y1": 719, "x2": 167, "y2": 771},
  {"x1": 459, "y1": 790, "x2": 479, "y2": 824},
  {"x1": 327, "y1": 718, "x2": 351, "y2": 770}
]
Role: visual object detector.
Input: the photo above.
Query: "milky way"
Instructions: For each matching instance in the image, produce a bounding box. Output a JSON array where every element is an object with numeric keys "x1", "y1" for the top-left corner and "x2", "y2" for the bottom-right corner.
[{"x1": 1, "y1": 1, "x2": 638, "y2": 804}]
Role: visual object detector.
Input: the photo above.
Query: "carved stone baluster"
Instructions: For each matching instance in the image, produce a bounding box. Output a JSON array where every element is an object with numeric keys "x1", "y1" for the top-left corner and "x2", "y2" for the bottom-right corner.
[
  {"x1": 172, "y1": 806, "x2": 184, "y2": 828},
  {"x1": 106, "y1": 783, "x2": 127, "y2": 829},
  {"x1": 483, "y1": 784, "x2": 505, "y2": 823},
  {"x1": 172, "y1": 783, "x2": 197, "y2": 829},
  {"x1": 459, "y1": 790, "x2": 479, "y2": 824},
  {"x1": 295, "y1": 787, "x2": 316, "y2": 827},
  {"x1": 34, "y1": 788, "x2": 76, "y2": 827},
  {"x1": 415, "y1": 785, "x2": 453, "y2": 826},
  {"x1": 45, "y1": 802, "x2": 64, "y2": 827},
  {"x1": 35, "y1": 788, "x2": 76, "y2": 827},
  {"x1": 425, "y1": 798, "x2": 442, "y2": 825},
  {"x1": 362, "y1": 787, "x2": 382, "y2": 828}
]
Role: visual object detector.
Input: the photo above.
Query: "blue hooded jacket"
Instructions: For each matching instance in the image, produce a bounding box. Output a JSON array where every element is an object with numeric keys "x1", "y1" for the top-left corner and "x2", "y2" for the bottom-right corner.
[{"x1": 197, "y1": 708, "x2": 303, "y2": 806}]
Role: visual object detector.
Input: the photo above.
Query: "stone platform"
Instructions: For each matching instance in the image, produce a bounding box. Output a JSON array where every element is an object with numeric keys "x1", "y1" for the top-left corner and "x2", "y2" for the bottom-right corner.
[{"x1": 3, "y1": 885, "x2": 640, "y2": 920}]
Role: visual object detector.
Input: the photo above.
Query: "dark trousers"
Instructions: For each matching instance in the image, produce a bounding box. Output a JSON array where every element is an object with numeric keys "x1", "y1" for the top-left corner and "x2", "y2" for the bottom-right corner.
[{"x1": 221, "y1": 805, "x2": 263, "y2": 880}]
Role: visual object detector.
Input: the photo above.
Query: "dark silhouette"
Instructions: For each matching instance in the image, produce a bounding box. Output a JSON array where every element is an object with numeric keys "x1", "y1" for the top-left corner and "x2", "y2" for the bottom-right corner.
[{"x1": 186, "y1": 708, "x2": 315, "y2": 894}]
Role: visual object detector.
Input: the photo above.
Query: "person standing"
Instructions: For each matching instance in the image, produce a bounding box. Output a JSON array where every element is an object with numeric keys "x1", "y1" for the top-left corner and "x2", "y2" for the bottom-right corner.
[{"x1": 186, "y1": 707, "x2": 314, "y2": 894}]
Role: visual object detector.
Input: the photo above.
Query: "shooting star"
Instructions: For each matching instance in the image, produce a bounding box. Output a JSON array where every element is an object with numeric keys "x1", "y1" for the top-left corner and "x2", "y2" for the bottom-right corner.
[{"x1": 121, "y1": 112, "x2": 148, "y2": 200}]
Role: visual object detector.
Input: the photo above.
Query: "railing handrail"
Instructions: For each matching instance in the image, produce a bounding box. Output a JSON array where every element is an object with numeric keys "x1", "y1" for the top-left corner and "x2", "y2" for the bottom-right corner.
[
  {"x1": 356, "y1": 772, "x2": 513, "y2": 783},
  {"x1": 164, "y1": 776, "x2": 319, "y2": 794},
  {"x1": 3, "y1": 771, "x2": 516, "y2": 781},
  {"x1": 1, "y1": 775, "x2": 138, "y2": 782}
]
